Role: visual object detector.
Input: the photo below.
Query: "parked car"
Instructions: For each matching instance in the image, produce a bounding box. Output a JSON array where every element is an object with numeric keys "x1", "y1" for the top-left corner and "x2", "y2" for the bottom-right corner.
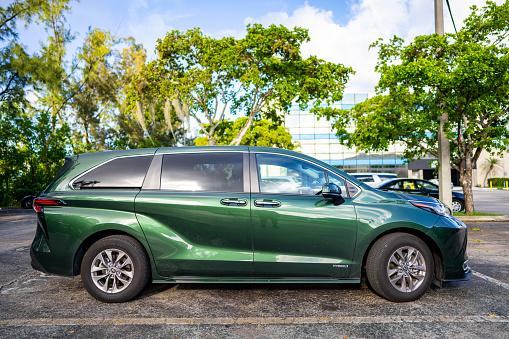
[
  {"x1": 349, "y1": 172, "x2": 397, "y2": 186},
  {"x1": 21, "y1": 194, "x2": 37, "y2": 209},
  {"x1": 30, "y1": 147, "x2": 471, "y2": 303},
  {"x1": 375, "y1": 178, "x2": 465, "y2": 213}
]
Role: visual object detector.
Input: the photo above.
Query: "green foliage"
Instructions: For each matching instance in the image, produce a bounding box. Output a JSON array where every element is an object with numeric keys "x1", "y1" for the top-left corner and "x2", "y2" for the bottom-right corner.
[
  {"x1": 128, "y1": 24, "x2": 352, "y2": 146},
  {"x1": 487, "y1": 178, "x2": 509, "y2": 187},
  {"x1": 0, "y1": 103, "x2": 68, "y2": 207},
  {"x1": 319, "y1": 1, "x2": 509, "y2": 213},
  {"x1": 194, "y1": 117, "x2": 296, "y2": 150}
]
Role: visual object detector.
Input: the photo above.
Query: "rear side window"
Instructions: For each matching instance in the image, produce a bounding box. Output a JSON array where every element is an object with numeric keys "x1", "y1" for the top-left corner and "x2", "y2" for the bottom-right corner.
[
  {"x1": 72, "y1": 156, "x2": 153, "y2": 189},
  {"x1": 161, "y1": 153, "x2": 243, "y2": 192},
  {"x1": 43, "y1": 158, "x2": 75, "y2": 193}
]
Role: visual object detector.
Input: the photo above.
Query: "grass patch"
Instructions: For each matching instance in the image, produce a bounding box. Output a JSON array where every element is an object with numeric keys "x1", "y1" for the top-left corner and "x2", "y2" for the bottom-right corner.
[{"x1": 453, "y1": 211, "x2": 504, "y2": 217}]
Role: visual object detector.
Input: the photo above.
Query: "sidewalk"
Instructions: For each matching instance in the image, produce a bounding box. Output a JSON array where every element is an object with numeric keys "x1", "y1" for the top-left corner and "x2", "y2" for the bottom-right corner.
[{"x1": 455, "y1": 215, "x2": 509, "y2": 222}]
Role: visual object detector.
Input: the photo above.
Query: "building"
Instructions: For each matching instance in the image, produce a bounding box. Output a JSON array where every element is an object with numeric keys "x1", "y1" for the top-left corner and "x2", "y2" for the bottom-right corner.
[
  {"x1": 284, "y1": 93, "x2": 408, "y2": 177},
  {"x1": 284, "y1": 94, "x2": 508, "y2": 187}
]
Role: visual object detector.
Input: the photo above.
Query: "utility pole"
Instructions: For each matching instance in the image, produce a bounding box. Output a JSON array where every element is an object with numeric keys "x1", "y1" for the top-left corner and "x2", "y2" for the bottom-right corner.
[{"x1": 435, "y1": 0, "x2": 453, "y2": 209}]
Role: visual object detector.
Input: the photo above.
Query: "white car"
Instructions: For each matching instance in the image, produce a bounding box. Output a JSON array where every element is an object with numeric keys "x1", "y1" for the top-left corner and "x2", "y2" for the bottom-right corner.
[{"x1": 348, "y1": 173, "x2": 398, "y2": 187}]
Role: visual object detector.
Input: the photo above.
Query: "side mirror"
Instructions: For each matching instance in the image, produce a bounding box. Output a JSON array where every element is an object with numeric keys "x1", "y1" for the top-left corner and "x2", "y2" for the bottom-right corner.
[{"x1": 322, "y1": 183, "x2": 343, "y2": 203}]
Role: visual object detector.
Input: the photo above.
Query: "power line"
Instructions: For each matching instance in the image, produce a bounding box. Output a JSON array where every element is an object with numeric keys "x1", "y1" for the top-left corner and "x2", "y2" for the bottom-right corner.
[{"x1": 445, "y1": 0, "x2": 457, "y2": 33}]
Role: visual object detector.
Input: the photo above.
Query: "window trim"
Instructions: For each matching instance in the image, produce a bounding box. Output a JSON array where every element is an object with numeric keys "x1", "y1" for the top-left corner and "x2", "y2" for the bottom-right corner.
[{"x1": 69, "y1": 154, "x2": 154, "y2": 190}]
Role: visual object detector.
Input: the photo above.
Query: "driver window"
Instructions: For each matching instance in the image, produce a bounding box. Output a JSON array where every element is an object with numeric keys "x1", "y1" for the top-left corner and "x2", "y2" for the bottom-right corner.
[{"x1": 256, "y1": 154, "x2": 326, "y2": 195}]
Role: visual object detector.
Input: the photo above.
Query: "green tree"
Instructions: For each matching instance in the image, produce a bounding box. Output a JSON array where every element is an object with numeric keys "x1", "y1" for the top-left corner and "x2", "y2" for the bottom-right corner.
[
  {"x1": 0, "y1": 104, "x2": 68, "y2": 206},
  {"x1": 127, "y1": 24, "x2": 352, "y2": 146},
  {"x1": 106, "y1": 38, "x2": 183, "y2": 150},
  {"x1": 194, "y1": 117, "x2": 296, "y2": 149},
  {"x1": 0, "y1": 0, "x2": 48, "y2": 103},
  {"x1": 319, "y1": 1, "x2": 509, "y2": 213}
]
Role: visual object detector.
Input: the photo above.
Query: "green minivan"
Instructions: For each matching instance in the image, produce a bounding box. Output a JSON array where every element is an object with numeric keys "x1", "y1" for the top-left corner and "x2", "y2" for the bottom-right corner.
[{"x1": 30, "y1": 146, "x2": 471, "y2": 303}]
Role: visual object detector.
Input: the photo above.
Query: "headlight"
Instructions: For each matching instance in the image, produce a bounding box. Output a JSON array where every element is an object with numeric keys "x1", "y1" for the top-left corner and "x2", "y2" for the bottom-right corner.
[{"x1": 410, "y1": 199, "x2": 451, "y2": 216}]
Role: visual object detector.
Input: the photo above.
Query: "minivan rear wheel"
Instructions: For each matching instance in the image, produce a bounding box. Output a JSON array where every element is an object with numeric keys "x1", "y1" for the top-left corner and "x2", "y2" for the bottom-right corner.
[
  {"x1": 81, "y1": 235, "x2": 150, "y2": 303},
  {"x1": 366, "y1": 233, "x2": 433, "y2": 302}
]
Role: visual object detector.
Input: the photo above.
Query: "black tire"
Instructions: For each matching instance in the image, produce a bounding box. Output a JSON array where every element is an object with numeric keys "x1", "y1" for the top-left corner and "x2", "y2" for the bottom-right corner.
[
  {"x1": 452, "y1": 199, "x2": 465, "y2": 213},
  {"x1": 81, "y1": 235, "x2": 150, "y2": 303},
  {"x1": 21, "y1": 196, "x2": 34, "y2": 209},
  {"x1": 366, "y1": 233, "x2": 434, "y2": 302}
]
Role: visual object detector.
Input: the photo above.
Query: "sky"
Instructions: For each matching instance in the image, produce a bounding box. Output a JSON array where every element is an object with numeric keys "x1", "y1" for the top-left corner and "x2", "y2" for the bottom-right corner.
[{"x1": 9, "y1": 0, "x2": 504, "y2": 95}]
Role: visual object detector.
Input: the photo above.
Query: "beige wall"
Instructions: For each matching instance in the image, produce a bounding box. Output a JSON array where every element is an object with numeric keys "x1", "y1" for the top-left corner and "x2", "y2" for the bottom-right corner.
[{"x1": 473, "y1": 151, "x2": 509, "y2": 187}]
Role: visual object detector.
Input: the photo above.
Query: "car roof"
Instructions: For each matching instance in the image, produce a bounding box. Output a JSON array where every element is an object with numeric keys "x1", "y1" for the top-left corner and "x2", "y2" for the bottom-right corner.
[{"x1": 349, "y1": 172, "x2": 397, "y2": 176}]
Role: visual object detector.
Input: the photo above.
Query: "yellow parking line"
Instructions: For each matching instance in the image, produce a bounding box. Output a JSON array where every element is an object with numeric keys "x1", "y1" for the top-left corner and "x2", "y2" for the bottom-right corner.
[{"x1": 1, "y1": 316, "x2": 509, "y2": 326}]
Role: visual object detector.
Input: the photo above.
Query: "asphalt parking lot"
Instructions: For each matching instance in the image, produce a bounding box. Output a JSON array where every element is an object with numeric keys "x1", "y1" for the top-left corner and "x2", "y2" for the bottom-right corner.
[
  {"x1": 0, "y1": 213, "x2": 509, "y2": 338},
  {"x1": 1, "y1": 213, "x2": 508, "y2": 338},
  {"x1": 459, "y1": 188, "x2": 509, "y2": 214}
]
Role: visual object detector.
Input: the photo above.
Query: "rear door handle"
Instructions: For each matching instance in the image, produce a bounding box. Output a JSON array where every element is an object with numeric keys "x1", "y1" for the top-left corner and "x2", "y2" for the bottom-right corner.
[
  {"x1": 254, "y1": 199, "x2": 281, "y2": 207},
  {"x1": 220, "y1": 198, "x2": 247, "y2": 206}
]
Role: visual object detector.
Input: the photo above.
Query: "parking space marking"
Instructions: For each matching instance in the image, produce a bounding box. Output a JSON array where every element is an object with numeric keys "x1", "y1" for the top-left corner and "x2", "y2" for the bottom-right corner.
[
  {"x1": 1, "y1": 315, "x2": 509, "y2": 326},
  {"x1": 473, "y1": 270, "x2": 509, "y2": 290}
]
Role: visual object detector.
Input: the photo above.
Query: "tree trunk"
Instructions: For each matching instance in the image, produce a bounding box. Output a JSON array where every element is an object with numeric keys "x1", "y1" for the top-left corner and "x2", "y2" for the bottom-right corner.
[
  {"x1": 203, "y1": 123, "x2": 217, "y2": 146},
  {"x1": 230, "y1": 113, "x2": 256, "y2": 146},
  {"x1": 459, "y1": 158, "x2": 475, "y2": 214},
  {"x1": 208, "y1": 135, "x2": 217, "y2": 145}
]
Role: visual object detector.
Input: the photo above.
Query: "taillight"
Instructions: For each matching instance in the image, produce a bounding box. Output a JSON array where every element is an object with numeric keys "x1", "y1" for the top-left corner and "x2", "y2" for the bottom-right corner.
[{"x1": 33, "y1": 198, "x2": 67, "y2": 213}]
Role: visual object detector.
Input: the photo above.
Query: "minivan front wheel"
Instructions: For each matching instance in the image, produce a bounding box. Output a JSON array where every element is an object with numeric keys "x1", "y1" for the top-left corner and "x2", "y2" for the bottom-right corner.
[
  {"x1": 366, "y1": 233, "x2": 434, "y2": 302},
  {"x1": 81, "y1": 235, "x2": 150, "y2": 303}
]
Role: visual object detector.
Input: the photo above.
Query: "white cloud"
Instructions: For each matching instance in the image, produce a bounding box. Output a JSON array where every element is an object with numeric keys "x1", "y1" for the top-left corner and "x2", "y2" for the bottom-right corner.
[
  {"x1": 245, "y1": 0, "x2": 505, "y2": 95},
  {"x1": 128, "y1": 13, "x2": 174, "y2": 59}
]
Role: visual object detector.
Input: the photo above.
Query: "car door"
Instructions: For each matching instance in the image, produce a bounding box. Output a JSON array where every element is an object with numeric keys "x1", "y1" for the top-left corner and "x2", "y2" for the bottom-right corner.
[
  {"x1": 250, "y1": 152, "x2": 358, "y2": 279},
  {"x1": 135, "y1": 151, "x2": 253, "y2": 278}
]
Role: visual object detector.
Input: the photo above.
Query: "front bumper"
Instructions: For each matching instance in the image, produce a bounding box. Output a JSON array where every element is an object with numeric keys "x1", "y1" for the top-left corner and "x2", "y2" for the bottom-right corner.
[
  {"x1": 429, "y1": 215, "x2": 471, "y2": 282},
  {"x1": 443, "y1": 266, "x2": 473, "y2": 282}
]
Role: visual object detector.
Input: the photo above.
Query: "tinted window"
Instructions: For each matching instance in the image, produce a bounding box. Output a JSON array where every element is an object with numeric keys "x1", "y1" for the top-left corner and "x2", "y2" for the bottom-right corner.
[
  {"x1": 392, "y1": 180, "x2": 417, "y2": 190},
  {"x1": 161, "y1": 153, "x2": 243, "y2": 192},
  {"x1": 73, "y1": 156, "x2": 153, "y2": 189},
  {"x1": 417, "y1": 180, "x2": 438, "y2": 190},
  {"x1": 43, "y1": 158, "x2": 75, "y2": 193},
  {"x1": 257, "y1": 154, "x2": 326, "y2": 195}
]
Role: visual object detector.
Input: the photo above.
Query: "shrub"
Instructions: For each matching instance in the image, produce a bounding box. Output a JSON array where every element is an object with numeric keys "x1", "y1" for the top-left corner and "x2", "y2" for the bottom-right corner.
[{"x1": 487, "y1": 177, "x2": 509, "y2": 187}]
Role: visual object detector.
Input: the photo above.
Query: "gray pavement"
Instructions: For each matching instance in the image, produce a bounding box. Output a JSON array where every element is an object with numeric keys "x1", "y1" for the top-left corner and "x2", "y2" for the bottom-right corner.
[
  {"x1": 453, "y1": 187, "x2": 509, "y2": 214},
  {"x1": 1, "y1": 214, "x2": 508, "y2": 338}
]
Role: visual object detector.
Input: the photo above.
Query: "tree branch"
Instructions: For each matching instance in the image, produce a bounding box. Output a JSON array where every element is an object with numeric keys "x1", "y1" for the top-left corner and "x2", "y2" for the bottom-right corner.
[{"x1": 0, "y1": 72, "x2": 18, "y2": 96}]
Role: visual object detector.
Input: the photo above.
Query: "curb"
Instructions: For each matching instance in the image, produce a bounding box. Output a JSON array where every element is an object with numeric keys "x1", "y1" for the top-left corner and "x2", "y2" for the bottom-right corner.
[
  {"x1": 455, "y1": 215, "x2": 509, "y2": 222},
  {"x1": 0, "y1": 208, "x2": 35, "y2": 215}
]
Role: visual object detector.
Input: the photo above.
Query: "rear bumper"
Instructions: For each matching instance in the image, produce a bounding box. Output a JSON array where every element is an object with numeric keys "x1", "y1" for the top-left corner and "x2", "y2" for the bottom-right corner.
[{"x1": 30, "y1": 247, "x2": 48, "y2": 274}]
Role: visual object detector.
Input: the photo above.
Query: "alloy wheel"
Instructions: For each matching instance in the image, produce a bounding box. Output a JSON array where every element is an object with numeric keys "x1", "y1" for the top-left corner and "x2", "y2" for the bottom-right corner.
[
  {"x1": 386, "y1": 246, "x2": 427, "y2": 293},
  {"x1": 90, "y1": 249, "x2": 134, "y2": 293}
]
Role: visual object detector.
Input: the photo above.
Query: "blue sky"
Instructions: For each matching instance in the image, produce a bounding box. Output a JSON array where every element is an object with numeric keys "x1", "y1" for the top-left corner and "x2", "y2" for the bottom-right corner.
[{"x1": 9, "y1": 0, "x2": 501, "y2": 93}]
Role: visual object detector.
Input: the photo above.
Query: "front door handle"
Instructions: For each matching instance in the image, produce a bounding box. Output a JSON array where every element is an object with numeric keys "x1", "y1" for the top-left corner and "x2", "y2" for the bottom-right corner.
[
  {"x1": 254, "y1": 199, "x2": 281, "y2": 207},
  {"x1": 220, "y1": 198, "x2": 247, "y2": 206}
]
